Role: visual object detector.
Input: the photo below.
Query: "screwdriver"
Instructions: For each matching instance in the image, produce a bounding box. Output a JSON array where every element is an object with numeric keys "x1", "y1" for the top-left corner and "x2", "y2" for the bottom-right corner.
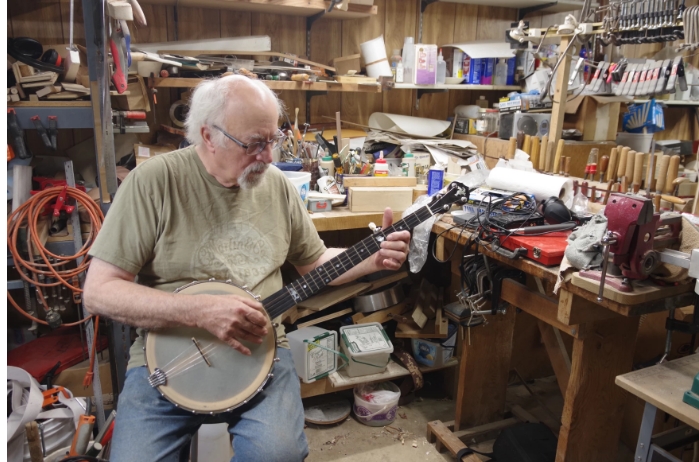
[
  {"x1": 598, "y1": 154, "x2": 609, "y2": 182},
  {"x1": 584, "y1": 148, "x2": 599, "y2": 180}
]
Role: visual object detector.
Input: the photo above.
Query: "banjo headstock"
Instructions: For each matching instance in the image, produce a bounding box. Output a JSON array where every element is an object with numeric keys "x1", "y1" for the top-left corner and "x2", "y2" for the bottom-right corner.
[{"x1": 426, "y1": 180, "x2": 470, "y2": 215}]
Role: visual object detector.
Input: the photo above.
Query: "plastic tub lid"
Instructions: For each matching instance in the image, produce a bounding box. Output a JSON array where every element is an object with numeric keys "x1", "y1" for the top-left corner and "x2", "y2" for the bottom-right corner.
[{"x1": 341, "y1": 323, "x2": 393, "y2": 356}]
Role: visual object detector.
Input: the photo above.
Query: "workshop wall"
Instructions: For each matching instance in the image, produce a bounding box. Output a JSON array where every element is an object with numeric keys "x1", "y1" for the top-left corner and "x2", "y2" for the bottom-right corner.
[{"x1": 8, "y1": 1, "x2": 699, "y2": 137}]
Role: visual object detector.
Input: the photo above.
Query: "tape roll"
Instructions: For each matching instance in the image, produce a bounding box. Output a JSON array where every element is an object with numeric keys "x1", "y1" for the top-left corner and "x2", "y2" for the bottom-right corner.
[{"x1": 169, "y1": 100, "x2": 189, "y2": 128}]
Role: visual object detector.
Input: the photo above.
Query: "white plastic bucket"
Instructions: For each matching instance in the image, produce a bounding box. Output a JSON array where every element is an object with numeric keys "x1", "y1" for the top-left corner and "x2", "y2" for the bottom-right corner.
[
  {"x1": 283, "y1": 171, "x2": 311, "y2": 205},
  {"x1": 353, "y1": 381, "x2": 401, "y2": 427}
]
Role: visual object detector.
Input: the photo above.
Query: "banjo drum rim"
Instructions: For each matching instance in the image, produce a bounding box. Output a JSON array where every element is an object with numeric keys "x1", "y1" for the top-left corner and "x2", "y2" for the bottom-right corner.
[{"x1": 144, "y1": 279, "x2": 278, "y2": 415}]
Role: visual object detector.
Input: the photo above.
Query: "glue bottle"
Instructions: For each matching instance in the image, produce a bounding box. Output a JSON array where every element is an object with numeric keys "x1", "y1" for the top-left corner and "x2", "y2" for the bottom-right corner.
[
  {"x1": 400, "y1": 152, "x2": 415, "y2": 177},
  {"x1": 320, "y1": 154, "x2": 335, "y2": 177},
  {"x1": 373, "y1": 152, "x2": 389, "y2": 177},
  {"x1": 437, "y1": 49, "x2": 447, "y2": 84}
]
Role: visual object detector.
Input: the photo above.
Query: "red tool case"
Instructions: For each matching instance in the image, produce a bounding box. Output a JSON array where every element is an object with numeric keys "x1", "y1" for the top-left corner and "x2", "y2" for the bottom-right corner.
[
  {"x1": 7, "y1": 326, "x2": 108, "y2": 381},
  {"x1": 499, "y1": 231, "x2": 571, "y2": 266}
]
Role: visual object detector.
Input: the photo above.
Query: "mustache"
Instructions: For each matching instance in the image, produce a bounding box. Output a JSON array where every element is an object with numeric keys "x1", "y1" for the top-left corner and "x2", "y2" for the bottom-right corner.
[{"x1": 244, "y1": 162, "x2": 268, "y2": 175}]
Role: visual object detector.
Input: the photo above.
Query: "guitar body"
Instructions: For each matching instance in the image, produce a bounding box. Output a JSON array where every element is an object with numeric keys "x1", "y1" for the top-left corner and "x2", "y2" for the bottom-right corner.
[{"x1": 144, "y1": 280, "x2": 277, "y2": 414}]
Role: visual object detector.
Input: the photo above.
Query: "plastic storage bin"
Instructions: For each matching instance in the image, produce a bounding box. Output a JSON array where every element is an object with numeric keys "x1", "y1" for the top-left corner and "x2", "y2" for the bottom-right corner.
[
  {"x1": 339, "y1": 323, "x2": 393, "y2": 377},
  {"x1": 411, "y1": 322, "x2": 457, "y2": 367},
  {"x1": 287, "y1": 326, "x2": 338, "y2": 384},
  {"x1": 282, "y1": 171, "x2": 311, "y2": 205}
]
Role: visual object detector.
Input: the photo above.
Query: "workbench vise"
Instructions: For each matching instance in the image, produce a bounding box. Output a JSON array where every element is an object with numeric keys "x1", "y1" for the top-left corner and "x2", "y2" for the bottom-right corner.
[{"x1": 581, "y1": 193, "x2": 681, "y2": 297}]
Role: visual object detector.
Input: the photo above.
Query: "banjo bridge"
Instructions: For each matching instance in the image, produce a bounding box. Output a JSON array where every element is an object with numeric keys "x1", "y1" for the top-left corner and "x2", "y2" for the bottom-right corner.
[{"x1": 148, "y1": 368, "x2": 167, "y2": 388}]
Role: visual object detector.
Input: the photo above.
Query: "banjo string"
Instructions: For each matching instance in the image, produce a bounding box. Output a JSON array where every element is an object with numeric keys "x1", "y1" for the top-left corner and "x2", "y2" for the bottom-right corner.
[{"x1": 161, "y1": 343, "x2": 223, "y2": 378}]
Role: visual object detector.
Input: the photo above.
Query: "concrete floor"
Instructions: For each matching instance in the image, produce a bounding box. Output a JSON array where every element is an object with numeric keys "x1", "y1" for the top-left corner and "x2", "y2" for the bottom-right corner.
[{"x1": 304, "y1": 374, "x2": 635, "y2": 462}]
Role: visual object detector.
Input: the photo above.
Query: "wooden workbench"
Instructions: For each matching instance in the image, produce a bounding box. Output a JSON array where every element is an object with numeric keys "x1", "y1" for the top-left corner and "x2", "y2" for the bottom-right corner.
[
  {"x1": 428, "y1": 215, "x2": 695, "y2": 462},
  {"x1": 616, "y1": 355, "x2": 699, "y2": 461}
]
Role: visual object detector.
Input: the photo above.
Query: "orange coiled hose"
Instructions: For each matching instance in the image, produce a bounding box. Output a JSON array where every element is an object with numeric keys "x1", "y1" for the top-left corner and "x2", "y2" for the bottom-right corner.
[{"x1": 7, "y1": 186, "x2": 104, "y2": 326}]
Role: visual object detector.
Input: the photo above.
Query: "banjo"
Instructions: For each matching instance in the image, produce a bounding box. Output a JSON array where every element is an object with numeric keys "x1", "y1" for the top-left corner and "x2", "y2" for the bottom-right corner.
[{"x1": 144, "y1": 181, "x2": 470, "y2": 414}]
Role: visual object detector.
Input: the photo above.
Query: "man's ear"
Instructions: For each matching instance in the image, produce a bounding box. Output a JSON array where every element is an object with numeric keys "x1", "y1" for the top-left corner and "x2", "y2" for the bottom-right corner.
[{"x1": 201, "y1": 126, "x2": 217, "y2": 153}]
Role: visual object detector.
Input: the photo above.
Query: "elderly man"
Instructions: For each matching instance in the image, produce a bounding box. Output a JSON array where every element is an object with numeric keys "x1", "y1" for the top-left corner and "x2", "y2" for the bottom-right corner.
[{"x1": 83, "y1": 75, "x2": 410, "y2": 462}]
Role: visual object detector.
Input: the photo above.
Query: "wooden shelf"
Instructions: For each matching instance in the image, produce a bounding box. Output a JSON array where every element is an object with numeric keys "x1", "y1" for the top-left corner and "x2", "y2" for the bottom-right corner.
[
  {"x1": 8, "y1": 101, "x2": 92, "y2": 107},
  {"x1": 436, "y1": 0, "x2": 591, "y2": 13},
  {"x1": 393, "y1": 83, "x2": 520, "y2": 91},
  {"x1": 634, "y1": 99, "x2": 699, "y2": 107},
  {"x1": 300, "y1": 358, "x2": 458, "y2": 399},
  {"x1": 154, "y1": 78, "x2": 522, "y2": 94},
  {"x1": 138, "y1": 0, "x2": 377, "y2": 18},
  {"x1": 153, "y1": 78, "x2": 382, "y2": 92}
]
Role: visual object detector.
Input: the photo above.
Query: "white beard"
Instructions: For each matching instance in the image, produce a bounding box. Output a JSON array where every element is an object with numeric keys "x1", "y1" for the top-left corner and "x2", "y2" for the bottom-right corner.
[{"x1": 238, "y1": 162, "x2": 268, "y2": 189}]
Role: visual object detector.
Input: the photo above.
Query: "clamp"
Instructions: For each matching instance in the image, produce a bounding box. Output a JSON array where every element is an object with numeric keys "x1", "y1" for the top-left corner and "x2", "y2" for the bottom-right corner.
[
  {"x1": 30, "y1": 115, "x2": 57, "y2": 151},
  {"x1": 42, "y1": 386, "x2": 71, "y2": 408}
]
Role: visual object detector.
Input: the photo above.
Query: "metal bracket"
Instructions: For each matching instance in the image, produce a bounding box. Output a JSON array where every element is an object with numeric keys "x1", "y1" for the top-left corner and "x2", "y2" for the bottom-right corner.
[
  {"x1": 415, "y1": 88, "x2": 447, "y2": 110},
  {"x1": 306, "y1": 0, "x2": 342, "y2": 58},
  {"x1": 305, "y1": 90, "x2": 329, "y2": 126}
]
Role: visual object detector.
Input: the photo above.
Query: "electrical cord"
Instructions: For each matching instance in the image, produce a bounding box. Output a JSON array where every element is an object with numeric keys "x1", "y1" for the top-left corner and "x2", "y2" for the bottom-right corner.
[{"x1": 7, "y1": 186, "x2": 104, "y2": 326}]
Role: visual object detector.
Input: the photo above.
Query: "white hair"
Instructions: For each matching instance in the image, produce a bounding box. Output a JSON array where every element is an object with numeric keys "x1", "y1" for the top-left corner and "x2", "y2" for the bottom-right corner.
[{"x1": 184, "y1": 74, "x2": 285, "y2": 147}]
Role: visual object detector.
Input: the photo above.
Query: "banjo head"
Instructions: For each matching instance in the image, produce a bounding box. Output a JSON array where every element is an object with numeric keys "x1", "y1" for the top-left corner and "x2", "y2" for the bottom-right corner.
[{"x1": 144, "y1": 280, "x2": 277, "y2": 414}]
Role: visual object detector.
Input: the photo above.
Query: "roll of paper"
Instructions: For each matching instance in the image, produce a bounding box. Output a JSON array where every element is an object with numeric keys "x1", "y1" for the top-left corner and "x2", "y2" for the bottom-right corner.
[
  {"x1": 366, "y1": 60, "x2": 392, "y2": 78},
  {"x1": 486, "y1": 167, "x2": 575, "y2": 207},
  {"x1": 360, "y1": 35, "x2": 389, "y2": 66}
]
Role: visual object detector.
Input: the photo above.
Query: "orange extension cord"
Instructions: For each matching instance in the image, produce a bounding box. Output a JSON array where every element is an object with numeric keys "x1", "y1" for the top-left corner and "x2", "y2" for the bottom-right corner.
[{"x1": 8, "y1": 186, "x2": 105, "y2": 385}]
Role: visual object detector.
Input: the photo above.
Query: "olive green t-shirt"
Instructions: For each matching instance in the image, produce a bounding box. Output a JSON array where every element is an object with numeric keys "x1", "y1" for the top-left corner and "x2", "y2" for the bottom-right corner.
[{"x1": 88, "y1": 146, "x2": 327, "y2": 369}]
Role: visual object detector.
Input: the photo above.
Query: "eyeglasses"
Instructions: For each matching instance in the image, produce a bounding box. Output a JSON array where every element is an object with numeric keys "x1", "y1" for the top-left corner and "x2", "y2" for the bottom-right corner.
[{"x1": 213, "y1": 125, "x2": 286, "y2": 156}]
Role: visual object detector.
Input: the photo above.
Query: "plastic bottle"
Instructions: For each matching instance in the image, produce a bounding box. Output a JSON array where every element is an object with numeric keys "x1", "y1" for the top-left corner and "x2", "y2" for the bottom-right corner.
[
  {"x1": 494, "y1": 58, "x2": 508, "y2": 86},
  {"x1": 400, "y1": 152, "x2": 415, "y2": 177},
  {"x1": 319, "y1": 155, "x2": 335, "y2": 177},
  {"x1": 436, "y1": 48, "x2": 447, "y2": 84},
  {"x1": 373, "y1": 153, "x2": 389, "y2": 177},
  {"x1": 395, "y1": 58, "x2": 404, "y2": 83},
  {"x1": 402, "y1": 37, "x2": 414, "y2": 83},
  {"x1": 391, "y1": 49, "x2": 402, "y2": 80}
]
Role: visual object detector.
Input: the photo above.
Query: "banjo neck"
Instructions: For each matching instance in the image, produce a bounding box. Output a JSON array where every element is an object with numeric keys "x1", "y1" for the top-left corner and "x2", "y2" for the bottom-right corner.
[{"x1": 263, "y1": 205, "x2": 436, "y2": 320}]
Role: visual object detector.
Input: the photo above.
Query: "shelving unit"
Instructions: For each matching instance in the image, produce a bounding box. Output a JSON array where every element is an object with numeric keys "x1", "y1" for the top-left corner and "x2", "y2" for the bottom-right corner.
[
  {"x1": 394, "y1": 83, "x2": 519, "y2": 91},
  {"x1": 153, "y1": 78, "x2": 382, "y2": 93},
  {"x1": 9, "y1": 101, "x2": 94, "y2": 129},
  {"x1": 634, "y1": 100, "x2": 699, "y2": 107},
  {"x1": 301, "y1": 358, "x2": 459, "y2": 399},
  {"x1": 433, "y1": 0, "x2": 590, "y2": 14},
  {"x1": 154, "y1": 77, "x2": 520, "y2": 94},
  {"x1": 138, "y1": 0, "x2": 377, "y2": 19}
]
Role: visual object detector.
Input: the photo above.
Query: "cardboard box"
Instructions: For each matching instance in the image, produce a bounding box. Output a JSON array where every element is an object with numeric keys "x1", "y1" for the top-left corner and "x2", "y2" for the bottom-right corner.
[
  {"x1": 348, "y1": 186, "x2": 414, "y2": 212},
  {"x1": 564, "y1": 95, "x2": 631, "y2": 141},
  {"x1": 333, "y1": 54, "x2": 361, "y2": 76},
  {"x1": 412, "y1": 44, "x2": 437, "y2": 85},
  {"x1": 134, "y1": 143, "x2": 173, "y2": 165},
  {"x1": 342, "y1": 176, "x2": 417, "y2": 187},
  {"x1": 54, "y1": 356, "x2": 114, "y2": 408}
]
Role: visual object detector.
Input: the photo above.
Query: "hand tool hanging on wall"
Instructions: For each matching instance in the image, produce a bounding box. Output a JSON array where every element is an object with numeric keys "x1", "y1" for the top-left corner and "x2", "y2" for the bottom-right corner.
[
  {"x1": 8, "y1": 109, "x2": 31, "y2": 159},
  {"x1": 109, "y1": 21, "x2": 128, "y2": 94}
]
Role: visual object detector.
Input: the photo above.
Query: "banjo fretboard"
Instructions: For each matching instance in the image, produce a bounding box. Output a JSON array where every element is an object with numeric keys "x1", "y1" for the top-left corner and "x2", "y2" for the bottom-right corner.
[{"x1": 263, "y1": 205, "x2": 435, "y2": 320}]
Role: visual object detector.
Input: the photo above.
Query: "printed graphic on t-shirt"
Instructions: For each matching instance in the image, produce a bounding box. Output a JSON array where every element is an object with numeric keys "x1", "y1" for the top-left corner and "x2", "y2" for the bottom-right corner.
[{"x1": 191, "y1": 221, "x2": 276, "y2": 287}]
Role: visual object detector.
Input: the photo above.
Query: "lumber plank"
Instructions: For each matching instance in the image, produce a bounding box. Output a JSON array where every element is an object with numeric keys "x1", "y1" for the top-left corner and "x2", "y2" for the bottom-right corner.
[
  {"x1": 501, "y1": 279, "x2": 584, "y2": 338},
  {"x1": 297, "y1": 308, "x2": 353, "y2": 329},
  {"x1": 537, "y1": 321, "x2": 570, "y2": 396},
  {"x1": 426, "y1": 420, "x2": 480, "y2": 462},
  {"x1": 557, "y1": 315, "x2": 640, "y2": 462}
]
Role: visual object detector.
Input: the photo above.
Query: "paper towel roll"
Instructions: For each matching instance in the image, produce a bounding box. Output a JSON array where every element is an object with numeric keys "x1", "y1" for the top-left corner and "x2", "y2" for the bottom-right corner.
[{"x1": 486, "y1": 167, "x2": 574, "y2": 207}]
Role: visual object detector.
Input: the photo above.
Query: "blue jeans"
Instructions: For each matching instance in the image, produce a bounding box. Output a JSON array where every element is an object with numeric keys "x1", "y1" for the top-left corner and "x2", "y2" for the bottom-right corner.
[{"x1": 109, "y1": 348, "x2": 308, "y2": 462}]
